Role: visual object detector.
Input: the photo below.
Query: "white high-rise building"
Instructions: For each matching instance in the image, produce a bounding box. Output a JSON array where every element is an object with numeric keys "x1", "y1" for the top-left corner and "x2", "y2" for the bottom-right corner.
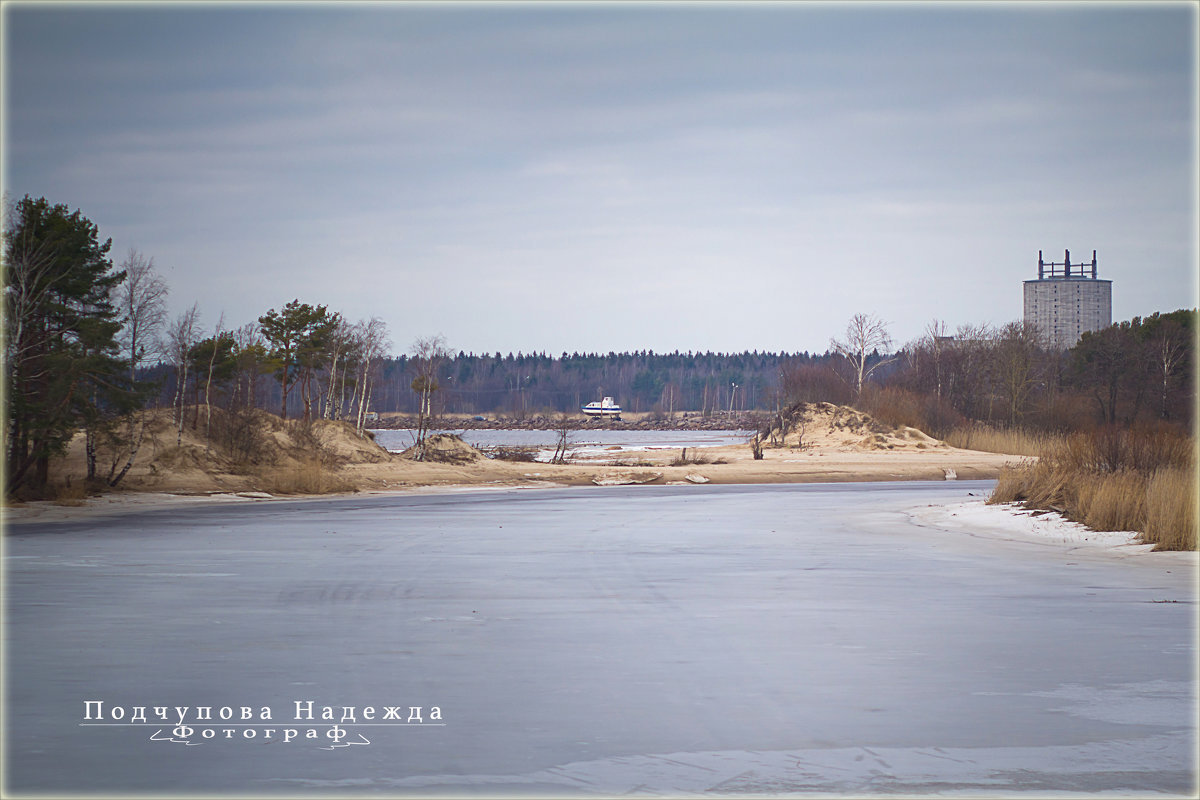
[{"x1": 1023, "y1": 249, "x2": 1112, "y2": 350}]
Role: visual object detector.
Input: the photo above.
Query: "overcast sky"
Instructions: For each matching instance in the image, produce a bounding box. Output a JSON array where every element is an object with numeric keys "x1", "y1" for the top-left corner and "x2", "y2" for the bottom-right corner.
[{"x1": 3, "y1": 2, "x2": 1196, "y2": 356}]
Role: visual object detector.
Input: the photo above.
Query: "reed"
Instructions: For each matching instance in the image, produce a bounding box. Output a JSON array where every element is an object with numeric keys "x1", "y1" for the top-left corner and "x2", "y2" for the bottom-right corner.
[
  {"x1": 1075, "y1": 470, "x2": 1147, "y2": 534},
  {"x1": 945, "y1": 424, "x2": 1060, "y2": 457},
  {"x1": 988, "y1": 427, "x2": 1196, "y2": 550},
  {"x1": 1143, "y1": 467, "x2": 1197, "y2": 550}
]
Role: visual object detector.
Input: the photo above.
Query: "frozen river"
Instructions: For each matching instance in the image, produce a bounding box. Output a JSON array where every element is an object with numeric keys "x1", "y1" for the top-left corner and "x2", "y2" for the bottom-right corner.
[{"x1": 4, "y1": 482, "x2": 1195, "y2": 796}]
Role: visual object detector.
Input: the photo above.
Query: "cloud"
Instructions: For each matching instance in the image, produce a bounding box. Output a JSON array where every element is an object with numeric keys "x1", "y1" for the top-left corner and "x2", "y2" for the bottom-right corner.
[{"x1": 3, "y1": 3, "x2": 1194, "y2": 355}]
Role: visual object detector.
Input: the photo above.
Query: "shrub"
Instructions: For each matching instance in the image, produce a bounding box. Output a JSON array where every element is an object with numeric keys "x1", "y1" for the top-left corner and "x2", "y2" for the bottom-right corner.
[
  {"x1": 487, "y1": 446, "x2": 539, "y2": 462},
  {"x1": 209, "y1": 405, "x2": 270, "y2": 468}
]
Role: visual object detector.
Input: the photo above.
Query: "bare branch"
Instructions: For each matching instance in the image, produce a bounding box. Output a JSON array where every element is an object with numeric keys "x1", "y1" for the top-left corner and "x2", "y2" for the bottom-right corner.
[
  {"x1": 113, "y1": 248, "x2": 170, "y2": 380},
  {"x1": 830, "y1": 313, "x2": 895, "y2": 400}
]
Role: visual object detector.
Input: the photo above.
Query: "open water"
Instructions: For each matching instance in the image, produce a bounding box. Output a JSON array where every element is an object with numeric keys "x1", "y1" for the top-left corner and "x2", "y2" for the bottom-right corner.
[{"x1": 370, "y1": 428, "x2": 753, "y2": 459}]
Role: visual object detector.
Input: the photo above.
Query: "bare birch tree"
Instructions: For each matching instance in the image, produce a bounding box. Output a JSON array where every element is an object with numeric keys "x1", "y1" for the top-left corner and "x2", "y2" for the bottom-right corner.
[
  {"x1": 102, "y1": 249, "x2": 170, "y2": 487},
  {"x1": 353, "y1": 318, "x2": 390, "y2": 437},
  {"x1": 166, "y1": 304, "x2": 201, "y2": 445},
  {"x1": 322, "y1": 317, "x2": 355, "y2": 420},
  {"x1": 831, "y1": 313, "x2": 895, "y2": 401},
  {"x1": 410, "y1": 334, "x2": 450, "y2": 460},
  {"x1": 113, "y1": 249, "x2": 169, "y2": 382},
  {"x1": 1143, "y1": 312, "x2": 1192, "y2": 420},
  {"x1": 201, "y1": 313, "x2": 227, "y2": 446}
]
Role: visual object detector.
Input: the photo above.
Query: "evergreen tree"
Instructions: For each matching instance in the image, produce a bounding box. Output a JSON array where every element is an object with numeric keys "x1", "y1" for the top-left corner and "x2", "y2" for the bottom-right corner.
[
  {"x1": 258, "y1": 300, "x2": 336, "y2": 421},
  {"x1": 4, "y1": 195, "x2": 127, "y2": 494}
]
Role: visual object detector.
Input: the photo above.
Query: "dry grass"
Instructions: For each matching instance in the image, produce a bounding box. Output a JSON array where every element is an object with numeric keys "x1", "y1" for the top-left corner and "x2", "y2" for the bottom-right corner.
[
  {"x1": 946, "y1": 424, "x2": 1061, "y2": 457},
  {"x1": 987, "y1": 460, "x2": 1032, "y2": 505},
  {"x1": 50, "y1": 480, "x2": 89, "y2": 507},
  {"x1": 858, "y1": 385, "x2": 965, "y2": 437},
  {"x1": 1075, "y1": 470, "x2": 1147, "y2": 533},
  {"x1": 988, "y1": 427, "x2": 1196, "y2": 550},
  {"x1": 1144, "y1": 467, "x2": 1197, "y2": 551},
  {"x1": 258, "y1": 459, "x2": 357, "y2": 495},
  {"x1": 607, "y1": 458, "x2": 657, "y2": 468},
  {"x1": 670, "y1": 448, "x2": 717, "y2": 466}
]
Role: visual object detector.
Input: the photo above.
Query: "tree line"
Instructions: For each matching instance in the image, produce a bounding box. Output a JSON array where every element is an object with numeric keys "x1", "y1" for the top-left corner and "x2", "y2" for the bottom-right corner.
[
  {"x1": 354, "y1": 312, "x2": 1193, "y2": 436},
  {"x1": 844, "y1": 314, "x2": 1194, "y2": 438},
  {"x1": 4, "y1": 194, "x2": 1194, "y2": 496},
  {"x1": 4, "y1": 196, "x2": 392, "y2": 495},
  {"x1": 361, "y1": 349, "x2": 819, "y2": 418}
]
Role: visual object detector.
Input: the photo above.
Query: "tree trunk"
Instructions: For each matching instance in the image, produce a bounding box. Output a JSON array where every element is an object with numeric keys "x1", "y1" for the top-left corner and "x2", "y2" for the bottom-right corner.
[
  {"x1": 204, "y1": 339, "x2": 219, "y2": 446},
  {"x1": 279, "y1": 346, "x2": 290, "y2": 420},
  {"x1": 86, "y1": 425, "x2": 98, "y2": 482},
  {"x1": 361, "y1": 383, "x2": 374, "y2": 439},
  {"x1": 174, "y1": 363, "x2": 188, "y2": 446},
  {"x1": 300, "y1": 368, "x2": 313, "y2": 423},
  {"x1": 107, "y1": 414, "x2": 145, "y2": 488},
  {"x1": 35, "y1": 453, "x2": 49, "y2": 490}
]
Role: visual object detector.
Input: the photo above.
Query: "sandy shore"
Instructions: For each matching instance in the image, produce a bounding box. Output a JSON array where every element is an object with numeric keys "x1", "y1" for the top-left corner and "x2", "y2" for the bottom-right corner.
[
  {"x1": 2, "y1": 403, "x2": 1031, "y2": 524},
  {"x1": 344, "y1": 438, "x2": 1017, "y2": 490},
  {"x1": 3, "y1": 438, "x2": 1020, "y2": 524}
]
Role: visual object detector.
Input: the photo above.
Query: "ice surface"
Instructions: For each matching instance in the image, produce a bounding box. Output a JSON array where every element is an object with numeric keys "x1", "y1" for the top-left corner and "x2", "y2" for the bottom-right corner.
[{"x1": 5, "y1": 481, "x2": 1195, "y2": 795}]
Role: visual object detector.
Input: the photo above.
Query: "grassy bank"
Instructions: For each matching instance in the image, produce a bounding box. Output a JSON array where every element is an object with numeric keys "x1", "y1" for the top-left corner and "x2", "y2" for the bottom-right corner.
[
  {"x1": 944, "y1": 424, "x2": 1062, "y2": 457},
  {"x1": 988, "y1": 427, "x2": 1196, "y2": 551}
]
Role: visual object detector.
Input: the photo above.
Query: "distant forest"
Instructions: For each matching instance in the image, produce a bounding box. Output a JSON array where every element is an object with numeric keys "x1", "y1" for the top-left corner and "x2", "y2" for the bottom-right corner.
[
  {"x1": 145, "y1": 308, "x2": 1194, "y2": 435},
  {"x1": 359, "y1": 350, "x2": 825, "y2": 417},
  {"x1": 6, "y1": 193, "x2": 1194, "y2": 497},
  {"x1": 143, "y1": 348, "x2": 833, "y2": 418}
]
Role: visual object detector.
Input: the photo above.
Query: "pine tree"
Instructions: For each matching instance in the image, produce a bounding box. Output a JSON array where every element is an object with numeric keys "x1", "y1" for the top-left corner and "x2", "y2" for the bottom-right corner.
[
  {"x1": 258, "y1": 300, "x2": 336, "y2": 421},
  {"x1": 4, "y1": 195, "x2": 128, "y2": 495}
]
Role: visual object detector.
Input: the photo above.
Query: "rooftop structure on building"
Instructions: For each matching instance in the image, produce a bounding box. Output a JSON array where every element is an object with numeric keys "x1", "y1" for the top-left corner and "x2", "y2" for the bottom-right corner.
[{"x1": 1023, "y1": 249, "x2": 1112, "y2": 350}]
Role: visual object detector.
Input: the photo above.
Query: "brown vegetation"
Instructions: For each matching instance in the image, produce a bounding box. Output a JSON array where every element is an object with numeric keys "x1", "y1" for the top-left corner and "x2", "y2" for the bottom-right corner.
[
  {"x1": 260, "y1": 459, "x2": 359, "y2": 495},
  {"x1": 943, "y1": 424, "x2": 1060, "y2": 457},
  {"x1": 399, "y1": 433, "x2": 483, "y2": 465},
  {"x1": 989, "y1": 426, "x2": 1196, "y2": 550},
  {"x1": 670, "y1": 448, "x2": 728, "y2": 466},
  {"x1": 34, "y1": 406, "x2": 392, "y2": 499},
  {"x1": 485, "y1": 446, "x2": 541, "y2": 462}
]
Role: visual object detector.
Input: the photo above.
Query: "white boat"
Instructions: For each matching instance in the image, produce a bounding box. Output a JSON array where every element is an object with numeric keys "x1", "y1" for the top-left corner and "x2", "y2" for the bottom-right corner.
[{"x1": 581, "y1": 396, "x2": 622, "y2": 419}]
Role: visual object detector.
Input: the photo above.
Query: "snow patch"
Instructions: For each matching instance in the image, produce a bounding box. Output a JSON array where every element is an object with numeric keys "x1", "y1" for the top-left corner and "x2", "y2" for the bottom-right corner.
[{"x1": 909, "y1": 500, "x2": 1158, "y2": 553}]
